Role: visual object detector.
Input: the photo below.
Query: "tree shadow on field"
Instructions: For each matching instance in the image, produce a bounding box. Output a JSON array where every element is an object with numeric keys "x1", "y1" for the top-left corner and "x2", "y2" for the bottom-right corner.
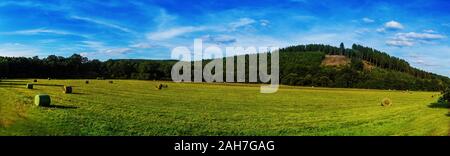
[
  {"x1": 35, "y1": 84, "x2": 65, "y2": 87},
  {"x1": 0, "y1": 80, "x2": 28, "y2": 83},
  {"x1": 428, "y1": 102, "x2": 449, "y2": 109},
  {"x1": 44, "y1": 104, "x2": 79, "y2": 109},
  {"x1": 0, "y1": 83, "x2": 26, "y2": 88},
  {"x1": 0, "y1": 83, "x2": 26, "y2": 86}
]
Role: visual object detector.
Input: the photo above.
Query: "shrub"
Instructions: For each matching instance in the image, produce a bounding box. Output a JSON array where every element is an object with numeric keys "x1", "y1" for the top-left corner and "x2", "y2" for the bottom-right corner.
[
  {"x1": 441, "y1": 88, "x2": 450, "y2": 102},
  {"x1": 381, "y1": 98, "x2": 392, "y2": 106},
  {"x1": 156, "y1": 84, "x2": 163, "y2": 90},
  {"x1": 156, "y1": 84, "x2": 168, "y2": 90},
  {"x1": 63, "y1": 86, "x2": 73, "y2": 94},
  {"x1": 26, "y1": 83, "x2": 33, "y2": 89},
  {"x1": 35, "y1": 94, "x2": 51, "y2": 107}
]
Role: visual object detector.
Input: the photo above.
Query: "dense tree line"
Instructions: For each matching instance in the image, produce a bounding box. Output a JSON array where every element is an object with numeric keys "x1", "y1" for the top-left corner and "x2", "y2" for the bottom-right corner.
[
  {"x1": 279, "y1": 44, "x2": 446, "y2": 80},
  {"x1": 1, "y1": 44, "x2": 449, "y2": 91}
]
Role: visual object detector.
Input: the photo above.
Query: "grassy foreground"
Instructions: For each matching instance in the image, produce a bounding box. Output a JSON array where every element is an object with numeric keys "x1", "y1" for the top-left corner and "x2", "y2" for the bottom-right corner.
[{"x1": 0, "y1": 79, "x2": 448, "y2": 136}]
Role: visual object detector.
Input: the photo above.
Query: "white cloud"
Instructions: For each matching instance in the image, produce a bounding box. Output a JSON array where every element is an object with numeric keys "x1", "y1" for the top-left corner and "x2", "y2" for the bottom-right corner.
[
  {"x1": 260, "y1": 19, "x2": 270, "y2": 26},
  {"x1": 423, "y1": 29, "x2": 435, "y2": 33},
  {"x1": 130, "y1": 43, "x2": 153, "y2": 49},
  {"x1": 103, "y1": 48, "x2": 132, "y2": 55},
  {"x1": 229, "y1": 18, "x2": 256, "y2": 31},
  {"x1": 396, "y1": 32, "x2": 446, "y2": 40},
  {"x1": 79, "y1": 41, "x2": 134, "y2": 57},
  {"x1": 71, "y1": 15, "x2": 133, "y2": 33},
  {"x1": 376, "y1": 28, "x2": 386, "y2": 33},
  {"x1": 386, "y1": 39, "x2": 414, "y2": 47},
  {"x1": 154, "y1": 9, "x2": 177, "y2": 29},
  {"x1": 355, "y1": 28, "x2": 370, "y2": 35},
  {"x1": 408, "y1": 54, "x2": 440, "y2": 67},
  {"x1": 81, "y1": 41, "x2": 105, "y2": 49},
  {"x1": 386, "y1": 32, "x2": 446, "y2": 47},
  {"x1": 362, "y1": 17, "x2": 375, "y2": 23},
  {"x1": 377, "y1": 20, "x2": 404, "y2": 33},
  {"x1": 147, "y1": 26, "x2": 205, "y2": 40},
  {"x1": 384, "y1": 20, "x2": 404, "y2": 30}
]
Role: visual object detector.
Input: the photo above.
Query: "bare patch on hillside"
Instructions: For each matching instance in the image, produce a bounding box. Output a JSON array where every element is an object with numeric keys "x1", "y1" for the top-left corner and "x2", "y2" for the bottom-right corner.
[
  {"x1": 363, "y1": 60, "x2": 375, "y2": 71},
  {"x1": 321, "y1": 55, "x2": 351, "y2": 67}
]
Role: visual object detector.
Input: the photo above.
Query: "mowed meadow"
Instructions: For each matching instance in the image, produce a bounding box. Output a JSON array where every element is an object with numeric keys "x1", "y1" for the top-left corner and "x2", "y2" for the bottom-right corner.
[{"x1": 0, "y1": 79, "x2": 448, "y2": 136}]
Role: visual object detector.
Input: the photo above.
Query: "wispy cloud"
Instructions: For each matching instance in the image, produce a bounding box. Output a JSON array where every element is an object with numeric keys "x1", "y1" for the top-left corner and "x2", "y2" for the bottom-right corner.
[
  {"x1": 70, "y1": 15, "x2": 133, "y2": 33},
  {"x1": 408, "y1": 54, "x2": 441, "y2": 67},
  {"x1": 0, "y1": 43, "x2": 41, "y2": 57},
  {"x1": 0, "y1": 1, "x2": 43, "y2": 8},
  {"x1": 201, "y1": 35, "x2": 237, "y2": 45},
  {"x1": 147, "y1": 26, "x2": 206, "y2": 40},
  {"x1": 79, "y1": 41, "x2": 133, "y2": 57},
  {"x1": 259, "y1": 20, "x2": 270, "y2": 27},
  {"x1": 423, "y1": 29, "x2": 435, "y2": 33},
  {"x1": 362, "y1": 17, "x2": 375, "y2": 23},
  {"x1": 229, "y1": 18, "x2": 256, "y2": 31},
  {"x1": 396, "y1": 32, "x2": 446, "y2": 40},
  {"x1": 386, "y1": 32, "x2": 446, "y2": 47},
  {"x1": 386, "y1": 39, "x2": 414, "y2": 47},
  {"x1": 130, "y1": 42, "x2": 153, "y2": 49},
  {"x1": 1, "y1": 28, "x2": 85, "y2": 37}
]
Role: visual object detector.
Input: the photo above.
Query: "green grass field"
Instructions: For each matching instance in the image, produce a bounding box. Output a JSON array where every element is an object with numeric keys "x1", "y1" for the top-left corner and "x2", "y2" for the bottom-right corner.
[{"x1": 0, "y1": 79, "x2": 448, "y2": 136}]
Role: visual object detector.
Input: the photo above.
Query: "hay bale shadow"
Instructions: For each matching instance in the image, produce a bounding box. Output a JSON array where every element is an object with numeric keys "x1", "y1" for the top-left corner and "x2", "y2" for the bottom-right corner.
[
  {"x1": 71, "y1": 92, "x2": 88, "y2": 95},
  {"x1": 44, "y1": 104, "x2": 78, "y2": 109},
  {"x1": 428, "y1": 102, "x2": 449, "y2": 109}
]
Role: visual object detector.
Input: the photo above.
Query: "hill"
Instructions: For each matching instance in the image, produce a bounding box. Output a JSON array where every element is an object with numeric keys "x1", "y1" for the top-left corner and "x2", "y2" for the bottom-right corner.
[{"x1": 0, "y1": 43, "x2": 448, "y2": 91}]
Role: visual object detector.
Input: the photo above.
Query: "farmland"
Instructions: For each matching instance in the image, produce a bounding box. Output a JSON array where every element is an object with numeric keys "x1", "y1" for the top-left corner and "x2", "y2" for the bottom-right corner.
[{"x1": 0, "y1": 79, "x2": 448, "y2": 136}]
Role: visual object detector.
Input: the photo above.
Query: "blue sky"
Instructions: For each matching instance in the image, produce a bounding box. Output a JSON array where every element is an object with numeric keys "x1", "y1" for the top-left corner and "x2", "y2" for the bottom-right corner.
[{"x1": 0, "y1": 0, "x2": 449, "y2": 76}]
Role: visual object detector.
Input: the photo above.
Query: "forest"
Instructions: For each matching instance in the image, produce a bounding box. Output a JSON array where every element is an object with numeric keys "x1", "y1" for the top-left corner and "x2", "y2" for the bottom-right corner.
[{"x1": 0, "y1": 43, "x2": 448, "y2": 91}]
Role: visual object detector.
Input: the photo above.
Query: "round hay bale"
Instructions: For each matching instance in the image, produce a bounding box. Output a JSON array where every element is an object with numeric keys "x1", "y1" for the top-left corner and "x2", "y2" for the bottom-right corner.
[
  {"x1": 109, "y1": 81, "x2": 114, "y2": 84},
  {"x1": 33, "y1": 79, "x2": 38, "y2": 82},
  {"x1": 63, "y1": 86, "x2": 73, "y2": 94},
  {"x1": 48, "y1": 78, "x2": 51, "y2": 80},
  {"x1": 381, "y1": 98, "x2": 392, "y2": 107},
  {"x1": 35, "y1": 94, "x2": 51, "y2": 107},
  {"x1": 85, "y1": 80, "x2": 89, "y2": 84},
  {"x1": 26, "y1": 83, "x2": 33, "y2": 89}
]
